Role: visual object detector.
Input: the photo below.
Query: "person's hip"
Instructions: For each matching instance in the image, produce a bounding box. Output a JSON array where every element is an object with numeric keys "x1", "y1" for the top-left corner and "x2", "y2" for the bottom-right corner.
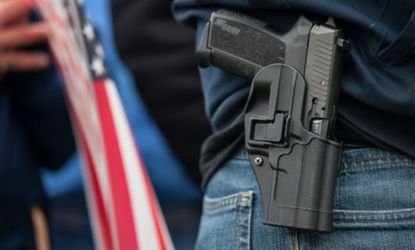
[{"x1": 196, "y1": 147, "x2": 415, "y2": 249}]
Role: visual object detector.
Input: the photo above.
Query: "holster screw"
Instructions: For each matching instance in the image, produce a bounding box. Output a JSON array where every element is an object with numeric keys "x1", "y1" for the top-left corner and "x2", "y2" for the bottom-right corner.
[{"x1": 254, "y1": 157, "x2": 263, "y2": 166}]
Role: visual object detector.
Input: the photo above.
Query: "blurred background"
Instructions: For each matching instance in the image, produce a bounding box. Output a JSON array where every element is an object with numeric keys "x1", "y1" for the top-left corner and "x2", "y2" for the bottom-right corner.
[{"x1": 41, "y1": 0, "x2": 209, "y2": 249}]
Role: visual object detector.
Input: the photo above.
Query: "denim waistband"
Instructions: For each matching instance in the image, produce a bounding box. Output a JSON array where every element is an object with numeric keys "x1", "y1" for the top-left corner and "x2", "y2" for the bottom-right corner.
[
  {"x1": 232, "y1": 147, "x2": 415, "y2": 172},
  {"x1": 340, "y1": 147, "x2": 415, "y2": 173}
]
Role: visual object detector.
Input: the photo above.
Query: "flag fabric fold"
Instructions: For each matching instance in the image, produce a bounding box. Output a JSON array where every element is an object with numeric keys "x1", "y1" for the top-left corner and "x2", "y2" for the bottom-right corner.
[{"x1": 31, "y1": 1, "x2": 174, "y2": 249}]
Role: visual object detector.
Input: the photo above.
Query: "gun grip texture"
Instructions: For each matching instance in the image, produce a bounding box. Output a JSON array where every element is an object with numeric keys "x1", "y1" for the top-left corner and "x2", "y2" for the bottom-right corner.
[
  {"x1": 196, "y1": 10, "x2": 287, "y2": 79},
  {"x1": 245, "y1": 64, "x2": 341, "y2": 232}
]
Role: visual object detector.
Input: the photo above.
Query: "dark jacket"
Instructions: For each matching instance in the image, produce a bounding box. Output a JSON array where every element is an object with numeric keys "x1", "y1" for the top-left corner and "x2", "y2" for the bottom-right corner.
[
  {"x1": 111, "y1": 0, "x2": 211, "y2": 183},
  {"x1": 0, "y1": 65, "x2": 74, "y2": 249},
  {"x1": 173, "y1": 0, "x2": 415, "y2": 186}
]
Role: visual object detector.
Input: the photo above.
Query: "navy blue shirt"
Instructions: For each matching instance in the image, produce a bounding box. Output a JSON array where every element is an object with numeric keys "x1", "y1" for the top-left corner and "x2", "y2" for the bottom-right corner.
[
  {"x1": 173, "y1": 0, "x2": 415, "y2": 187},
  {"x1": 0, "y1": 66, "x2": 74, "y2": 248}
]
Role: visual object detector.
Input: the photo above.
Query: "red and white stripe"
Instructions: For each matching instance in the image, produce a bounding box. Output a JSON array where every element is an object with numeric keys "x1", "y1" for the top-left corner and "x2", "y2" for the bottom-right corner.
[
  {"x1": 95, "y1": 81, "x2": 173, "y2": 250},
  {"x1": 30, "y1": 0, "x2": 174, "y2": 249}
]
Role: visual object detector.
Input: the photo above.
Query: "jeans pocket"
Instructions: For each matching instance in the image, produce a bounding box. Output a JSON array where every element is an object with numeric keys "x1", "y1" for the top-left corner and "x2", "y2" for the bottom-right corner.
[
  {"x1": 333, "y1": 208, "x2": 415, "y2": 229},
  {"x1": 299, "y1": 207, "x2": 415, "y2": 250},
  {"x1": 195, "y1": 191, "x2": 254, "y2": 250},
  {"x1": 333, "y1": 149, "x2": 415, "y2": 227},
  {"x1": 298, "y1": 148, "x2": 415, "y2": 249},
  {"x1": 297, "y1": 149, "x2": 415, "y2": 250},
  {"x1": 313, "y1": 208, "x2": 415, "y2": 249}
]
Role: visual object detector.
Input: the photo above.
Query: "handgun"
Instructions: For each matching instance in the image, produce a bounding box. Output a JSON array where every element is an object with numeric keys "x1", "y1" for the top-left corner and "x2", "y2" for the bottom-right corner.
[{"x1": 196, "y1": 10, "x2": 349, "y2": 232}]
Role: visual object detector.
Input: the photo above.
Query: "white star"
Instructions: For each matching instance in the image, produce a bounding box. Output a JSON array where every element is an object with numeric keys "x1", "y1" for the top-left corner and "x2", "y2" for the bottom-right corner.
[
  {"x1": 91, "y1": 57, "x2": 105, "y2": 76},
  {"x1": 95, "y1": 44, "x2": 105, "y2": 58},
  {"x1": 83, "y1": 23, "x2": 95, "y2": 41}
]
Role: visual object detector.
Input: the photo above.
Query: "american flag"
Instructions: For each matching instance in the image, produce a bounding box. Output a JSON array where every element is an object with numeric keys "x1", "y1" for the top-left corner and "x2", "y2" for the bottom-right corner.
[{"x1": 29, "y1": 0, "x2": 174, "y2": 249}]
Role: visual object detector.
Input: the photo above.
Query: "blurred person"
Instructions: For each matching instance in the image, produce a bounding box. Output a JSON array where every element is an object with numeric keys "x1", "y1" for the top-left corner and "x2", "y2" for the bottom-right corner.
[
  {"x1": 0, "y1": 0, "x2": 74, "y2": 249},
  {"x1": 111, "y1": 0, "x2": 211, "y2": 184},
  {"x1": 111, "y1": 0, "x2": 212, "y2": 248},
  {"x1": 173, "y1": 0, "x2": 415, "y2": 249},
  {"x1": 111, "y1": 0, "x2": 210, "y2": 249}
]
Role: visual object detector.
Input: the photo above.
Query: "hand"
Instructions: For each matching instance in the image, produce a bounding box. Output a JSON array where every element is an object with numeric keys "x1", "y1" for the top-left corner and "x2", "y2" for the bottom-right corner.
[{"x1": 0, "y1": 0, "x2": 50, "y2": 75}]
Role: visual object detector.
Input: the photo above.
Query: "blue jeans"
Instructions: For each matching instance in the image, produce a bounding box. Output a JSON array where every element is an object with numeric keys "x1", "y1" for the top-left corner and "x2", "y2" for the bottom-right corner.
[{"x1": 196, "y1": 147, "x2": 415, "y2": 249}]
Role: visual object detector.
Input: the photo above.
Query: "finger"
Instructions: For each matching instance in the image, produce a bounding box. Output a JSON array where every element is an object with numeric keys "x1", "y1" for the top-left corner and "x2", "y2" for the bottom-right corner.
[
  {"x1": 7, "y1": 9, "x2": 29, "y2": 27},
  {"x1": 0, "y1": 51, "x2": 50, "y2": 71},
  {"x1": 0, "y1": 23, "x2": 48, "y2": 49},
  {"x1": 0, "y1": 0, "x2": 34, "y2": 26}
]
